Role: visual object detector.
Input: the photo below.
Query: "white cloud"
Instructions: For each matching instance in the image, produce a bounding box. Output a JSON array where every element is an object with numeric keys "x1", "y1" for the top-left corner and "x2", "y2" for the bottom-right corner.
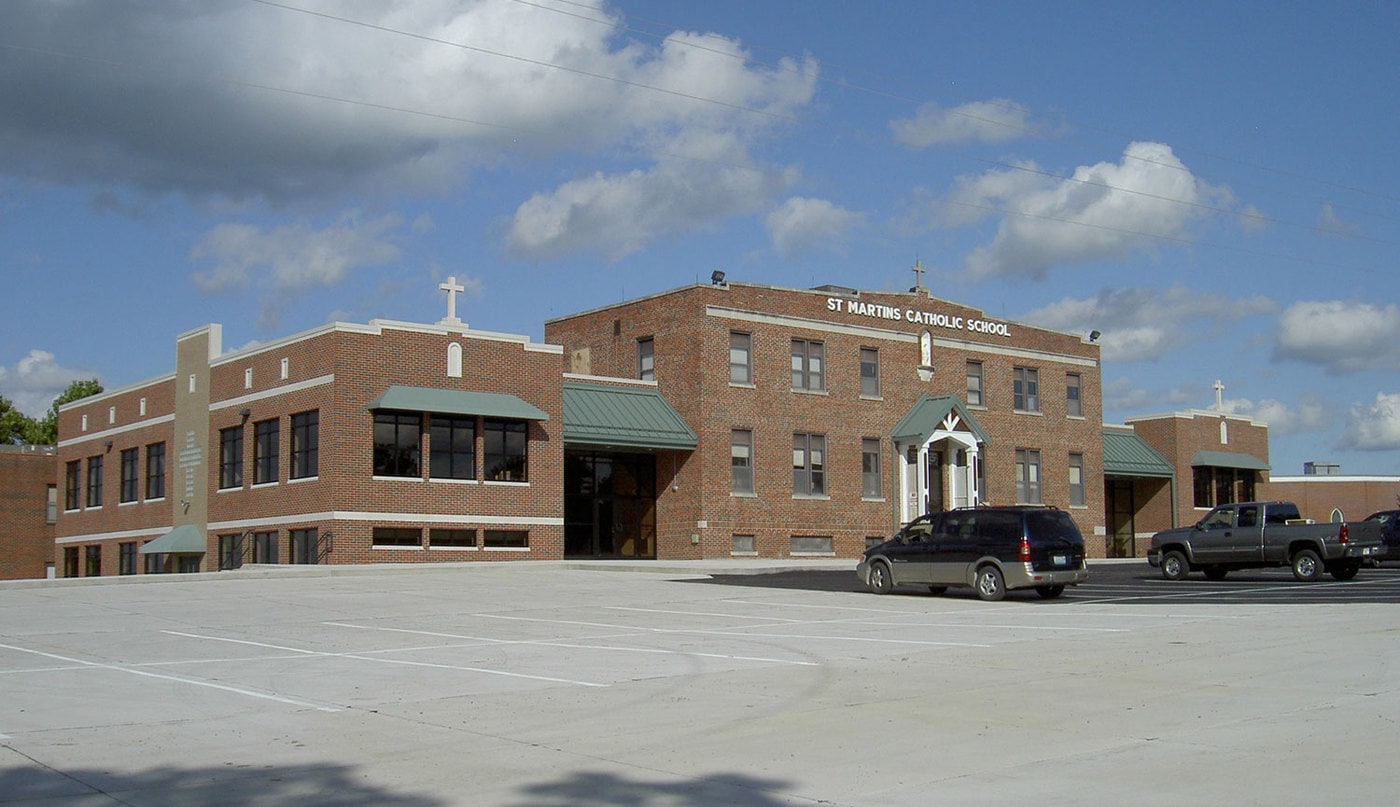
[
  {"x1": 1219, "y1": 396, "x2": 1327, "y2": 435},
  {"x1": 0, "y1": 0, "x2": 818, "y2": 213},
  {"x1": 1102, "y1": 376, "x2": 1199, "y2": 414},
  {"x1": 0, "y1": 350, "x2": 96, "y2": 418},
  {"x1": 1022, "y1": 285, "x2": 1276, "y2": 362},
  {"x1": 1314, "y1": 203, "x2": 1360, "y2": 237},
  {"x1": 190, "y1": 214, "x2": 404, "y2": 328},
  {"x1": 937, "y1": 141, "x2": 1230, "y2": 280},
  {"x1": 1273, "y1": 300, "x2": 1400, "y2": 374},
  {"x1": 505, "y1": 144, "x2": 798, "y2": 260},
  {"x1": 765, "y1": 197, "x2": 863, "y2": 257},
  {"x1": 891, "y1": 98, "x2": 1039, "y2": 147},
  {"x1": 1338, "y1": 392, "x2": 1400, "y2": 450}
]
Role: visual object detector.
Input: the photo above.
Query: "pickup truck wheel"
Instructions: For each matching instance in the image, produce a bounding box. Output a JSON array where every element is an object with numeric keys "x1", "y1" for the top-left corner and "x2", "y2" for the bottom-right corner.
[
  {"x1": 868, "y1": 561, "x2": 894, "y2": 594},
  {"x1": 974, "y1": 565, "x2": 1006, "y2": 601},
  {"x1": 1203, "y1": 565, "x2": 1228, "y2": 581},
  {"x1": 1327, "y1": 561, "x2": 1360, "y2": 581},
  {"x1": 1035, "y1": 584, "x2": 1065, "y2": 599},
  {"x1": 1291, "y1": 548, "x2": 1323, "y2": 582},
  {"x1": 1160, "y1": 550, "x2": 1189, "y2": 581}
]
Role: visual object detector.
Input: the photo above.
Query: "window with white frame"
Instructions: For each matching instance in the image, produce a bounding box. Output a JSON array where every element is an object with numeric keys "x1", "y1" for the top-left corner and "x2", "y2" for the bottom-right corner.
[{"x1": 729, "y1": 331, "x2": 752, "y2": 384}]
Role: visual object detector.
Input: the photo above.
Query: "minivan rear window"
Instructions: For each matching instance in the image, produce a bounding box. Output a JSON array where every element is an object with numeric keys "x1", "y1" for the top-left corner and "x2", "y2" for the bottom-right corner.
[{"x1": 1025, "y1": 511, "x2": 1083, "y2": 544}]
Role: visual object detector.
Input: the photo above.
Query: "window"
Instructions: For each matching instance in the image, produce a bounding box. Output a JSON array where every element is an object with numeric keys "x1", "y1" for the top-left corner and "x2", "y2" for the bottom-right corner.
[
  {"x1": 63, "y1": 546, "x2": 78, "y2": 578},
  {"x1": 429, "y1": 528, "x2": 477, "y2": 549},
  {"x1": 1067, "y1": 374, "x2": 1082, "y2": 417},
  {"x1": 253, "y1": 418, "x2": 279, "y2": 484},
  {"x1": 290, "y1": 528, "x2": 318, "y2": 564},
  {"x1": 373, "y1": 527, "x2": 422, "y2": 548},
  {"x1": 84, "y1": 545, "x2": 101, "y2": 576},
  {"x1": 65, "y1": 461, "x2": 80, "y2": 510},
  {"x1": 218, "y1": 534, "x2": 243, "y2": 570},
  {"x1": 252, "y1": 531, "x2": 278, "y2": 563},
  {"x1": 731, "y1": 429, "x2": 754, "y2": 494},
  {"x1": 860, "y1": 347, "x2": 880, "y2": 397},
  {"x1": 484, "y1": 419, "x2": 527, "y2": 482},
  {"x1": 430, "y1": 415, "x2": 476, "y2": 480},
  {"x1": 791, "y1": 339, "x2": 825, "y2": 391},
  {"x1": 1193, "y1": 466, "x2": 1256, "y2": 508},
  {"x1": 219, "y1": 426, "x2": 243, "y2": 489},
  {"x1": 637, "y1": 337, "x2": 654, "y2": 381},
  {"x1": 146, "y1": 442, "x2": 165, "y2": 499},
  {"x1": 484, "y1": 529, "x2": 529, "y2": 548},
  {"x1": 119, "y1": 447, "x2": 139, "y2": 503},
  {"x1": 118, "y1": 542, "x2": 137, "y2": 575},
  {"x1": 46, "y1": 485, "x2": 57, "y2": 524},
  {"x1": 86, "y1": 456, "x2": 103, "y2": 507},
  {"x1": 967, "y1": 361, "x2": 984, "y2": 407},
  {"x1": 862, "y1": 438, "x2": 883, "y2": 499},
  {"x1": 793, "y1": 433, "x2": 826, "y2": 496},
  {"x1": 791, "y1": 536, "x2": 834, "y2": 554},
  {"x1": 373, "y1": 412, "x2": 421, "y2": 477},
  {"x1": 732, "y1": 535, "x2": 756, "y2": 554},
  {"x1": 1068, "y1": 453, "x2": 1085, "y2": 507},
  {"x1": 1015, "y1": 449, "x2": 1042, "y2": 504},
  {"x1": 729, "y1": 331, "x2": 752, "y2": 384},
  {"x1": 291, "y1": 411, "x2": 318, "y2": 479},
  {"x1": 1014, "y1": 367, "x2": 1039, "y2": 412}
]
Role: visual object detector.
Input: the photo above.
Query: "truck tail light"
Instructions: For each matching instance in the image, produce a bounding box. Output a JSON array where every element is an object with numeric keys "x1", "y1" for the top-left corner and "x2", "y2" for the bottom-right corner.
[
  {"x1": 1019, "y1": 536, "x2": 1032, "y2": 562},
  {"x1": 1339, "y1": 523, "x2": 1348, "y2": 544}
]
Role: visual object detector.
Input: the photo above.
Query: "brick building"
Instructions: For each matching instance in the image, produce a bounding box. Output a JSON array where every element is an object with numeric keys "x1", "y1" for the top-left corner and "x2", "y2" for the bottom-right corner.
[
  {"x1": 0, "y1": 444, "x2": 56, "y2": 579},
  {"x1": 546, "y1": 279, "x2": 1109, "y2": 559},
  {"x1": 53, "y1": 304, "x2": 566, "y2": 576}
]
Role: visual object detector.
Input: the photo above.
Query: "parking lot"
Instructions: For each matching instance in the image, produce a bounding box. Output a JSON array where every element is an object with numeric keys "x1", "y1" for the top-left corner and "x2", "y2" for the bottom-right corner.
[{"x1": 2, "y1": 561, "x2": 1398, "y2": 805}]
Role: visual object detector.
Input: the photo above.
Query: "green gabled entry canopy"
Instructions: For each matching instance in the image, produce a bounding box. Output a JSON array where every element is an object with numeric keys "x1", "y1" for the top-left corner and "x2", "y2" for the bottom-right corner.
[
  {"x1": 1192, "y1": 450, "x2": 1270, "y2": 471},
  {"x1": 138, "y1": 524, "x2": 207, "y2": 554},
  {"x1": 562, "y1": 382, "x2": 697, "y2": 450},
  {"x1": 366, "y1": 385, "x2": 549, "y2": 421},
  {"x1": 1103, "y1": 430, "x2": 1175, "y2": 477},
  {"x1": 891, "y1": 395, "x2": 990, "y2": 446}
]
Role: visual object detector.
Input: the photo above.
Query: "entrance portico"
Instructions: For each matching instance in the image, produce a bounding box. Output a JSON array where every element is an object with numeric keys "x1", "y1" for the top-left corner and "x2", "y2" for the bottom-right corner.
[{"x1": 892, "y1": 396, "x2": 989, "y2": 524}]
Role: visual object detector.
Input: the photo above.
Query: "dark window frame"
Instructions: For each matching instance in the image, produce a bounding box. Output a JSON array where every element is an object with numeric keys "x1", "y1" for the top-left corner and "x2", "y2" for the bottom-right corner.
[
  {"x1": 967, "y1": 360, "x2": 984, "y2": 407},
  {"x1": 145, "y1": 442, "x2": 166, "y2": 499},
  {"x1": 429, "y1": 414, "x2": 476, "y2": 481},
  {"x1": 637, "y1": 336, "x2": 654, "y2": 381},
  {"x1": 253, "y1": 418, "x2": 280, "y2": 485},
  {"x1": 119, "y1": 447, "x2": 139, "y2": 503},
  {"x1": 219, "y1": 426, "x2": 244, "y2": 489},
  {"x1": 291, "y1": 410, "x2": 319, "y2": 480},
  {"x1": 859, "y1": 347, "x2": 880, "y2": 397},
  {"x1": 1014, "y1": 367, "x2": 1040, "y2": 413},
  {"x1": 791, "y1": 339, "x2": 826, "y2": 391},
  {"x1": 373, "y1": 411, "x2": 422, "y2": 478},
  {"x1": 483, "y1": 419, "x2": 528, "y2": 482},
  {"x1": 86, "y1": 455, "x2": 103, "y2": 508}
]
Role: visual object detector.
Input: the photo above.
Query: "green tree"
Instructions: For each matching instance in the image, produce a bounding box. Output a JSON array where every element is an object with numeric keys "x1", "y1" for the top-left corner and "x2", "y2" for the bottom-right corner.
[
  {"x1": 30, "y1": 378, "x2": 104, "y2": 445},
  {"x1": 0, "y1": 395, "x2": 39, "y2": 444}
]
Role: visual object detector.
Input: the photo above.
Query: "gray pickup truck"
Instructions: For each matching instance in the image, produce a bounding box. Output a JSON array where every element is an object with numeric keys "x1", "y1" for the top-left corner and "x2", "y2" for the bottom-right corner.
[{"x1": 1149, "y1": 500, "x2": 1383, "y2": 582}]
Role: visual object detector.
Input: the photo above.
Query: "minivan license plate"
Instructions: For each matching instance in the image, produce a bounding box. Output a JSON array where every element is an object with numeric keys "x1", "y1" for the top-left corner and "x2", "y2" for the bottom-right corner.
[{"x1": 1053, "y1": 555, "x2": 1067, "y2": 566}]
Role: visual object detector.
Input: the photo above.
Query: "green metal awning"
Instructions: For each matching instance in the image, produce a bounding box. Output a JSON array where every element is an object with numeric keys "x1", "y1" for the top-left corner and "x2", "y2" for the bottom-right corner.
[
  {"x1": 1103, "y1": 430, "x2": 1175, "y2": 478},
  {"x1": 891, "y1": 395, "x2": 990, "y2": 446},
  {"x1": 138, "y1": 524, "x2": 207, "y2": 555},
  {"x1": 1192, "y1": 450, "x2": 1270, "y2": 471},
  {"x1": 562, "y1": 382, "x2": 697, "y2": 450},
  {"x1": 367, "y1": 385, "x2": 549, "y2": 420}
]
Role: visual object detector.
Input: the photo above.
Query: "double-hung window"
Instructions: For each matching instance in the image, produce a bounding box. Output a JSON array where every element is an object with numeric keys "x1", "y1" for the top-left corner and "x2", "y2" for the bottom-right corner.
[
  {"x1": 860, "y1": 348, "x2": 880, "y2": 397},
  {"x1": 730, "y1": 332, "x2": 752, "y2": 384},
  {"x1": 219, "y1": 426, "x2": 243, "y2": 489},
  {"x1": 967, "y1": 361, "x2": 984, "y2": 406},
  {"x1": 731, "y1": 429, "x2": 754, "y2": 494},
  {"x1": 637, "y1": 337, "x2": 654, "y2": 381},
  {"x1": 1068, "y1": 453, "x2": 1085, "y2": 506},
  {"x1": 1015, "y1": 448, "x2": 1042, "y2": 504},
  {"x1": 253, "y1": 418, "x2": 279, "y2": 484},
  {"x1": 1014, "y1": 367, "x2": 1039, "y2": 412},
  {"x1": 1067, "y1": 374, "x2": 1083, "y2": 418},
  {"x1": 862, "y1": 438, "x2": 883, "y2": 498},
  {"x1": 793, "y1": 433, "x2": 826, "y2": 496},
  {"x1": 290, "y1": 411, "x2": 318, "y2": 479},
  {"x1": 791, "y1": 339, "x2": 825, "y2": 391}
]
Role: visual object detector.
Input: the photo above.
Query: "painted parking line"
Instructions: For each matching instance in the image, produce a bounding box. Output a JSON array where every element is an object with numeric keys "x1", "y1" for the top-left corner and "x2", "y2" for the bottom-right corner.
[
  {"x1": 325, "y1": 621, "x2": 821, "y2": 667},
  {"x1": 0, "y1": 641, "x2": 341, "y2": 712},
  {"x1": 475, "y1": 612, "x2": 994, "y2": 648},
  {"x1": 166, "y1": 629, "x2": 610, "y2": 688}
]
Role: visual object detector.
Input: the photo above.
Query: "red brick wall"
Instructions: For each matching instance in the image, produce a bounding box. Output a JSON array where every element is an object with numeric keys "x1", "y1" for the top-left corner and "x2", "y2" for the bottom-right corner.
[
  {"x1": 0, "y1": 446, "x2": 56, "y2": 579},
  {"x1": 1128, "y1": 411, "x2": 1271, "y2": 529}
]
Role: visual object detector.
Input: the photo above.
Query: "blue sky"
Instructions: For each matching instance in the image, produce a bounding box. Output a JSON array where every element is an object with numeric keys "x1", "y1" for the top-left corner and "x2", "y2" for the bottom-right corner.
[{"x1": 3, "y1": 0, "x2": 1399, "y2": 475}]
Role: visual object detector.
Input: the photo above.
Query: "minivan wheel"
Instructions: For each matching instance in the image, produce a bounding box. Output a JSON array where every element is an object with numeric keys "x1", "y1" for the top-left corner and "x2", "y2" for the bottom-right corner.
[
  {"x1": 974, "y1": 565, "x2": 1006, "y2": 602},
  {"x1": 1161, "y1": 550, "x2": 1189, "y2": 581},
  {"x1": 1035, "y1": 584, "x2": 1065, "y2": 599},
  {"x1": 868, "y1": 561, "x2": 894, "y2": 594},
  {"x1": 1291, "y1": 548, "x2": 1323, "y2": 582}
]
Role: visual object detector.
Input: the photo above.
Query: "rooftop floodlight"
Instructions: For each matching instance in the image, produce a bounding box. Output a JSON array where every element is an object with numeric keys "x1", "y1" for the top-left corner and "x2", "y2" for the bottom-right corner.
[
  {"x1": 1089, "y1": 330, "x2": 1101, "y2": 342},
  {"x1": 711, "y1": 270, "x2": 726, "y2": 285}
]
